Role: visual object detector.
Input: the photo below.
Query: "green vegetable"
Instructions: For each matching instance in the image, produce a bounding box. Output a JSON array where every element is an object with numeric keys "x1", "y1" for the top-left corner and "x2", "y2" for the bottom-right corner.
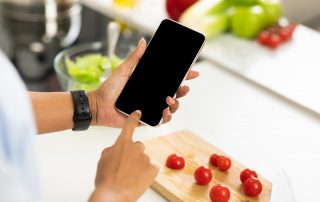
[
  {"x1": 230, "y1": 5, "x2": 267, "y2": 38},
  {"x1": 179, "y1": 0, "x2": 232, "y2": 38},
  {"x1": 259, "y1": 0, "x2": 282, "y2": 26},
  {"x1": 230, "y1": 0, "x2": 282, "y2": 38},
  {"x1": 179, "y1": 0, "x2": 283, "y2": 39},
  {"x1": 231, "y1": 0, "x2": 260, "y2": 6},
  {"x1": 65, "y1": 53, "x2": 123, "y2": 90},
  {"x1": 110, "y1": 54, "x2": 123, "y2": 72}
]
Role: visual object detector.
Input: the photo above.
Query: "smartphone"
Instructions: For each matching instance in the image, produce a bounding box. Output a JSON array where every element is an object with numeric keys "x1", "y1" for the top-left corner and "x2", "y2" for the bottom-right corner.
[{"x1": 115, "y1": 19, "x2": 206, "y2": 127}]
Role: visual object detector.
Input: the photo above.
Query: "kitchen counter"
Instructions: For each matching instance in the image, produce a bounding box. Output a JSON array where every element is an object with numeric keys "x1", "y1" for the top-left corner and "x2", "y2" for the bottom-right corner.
[
  {"x1": 37, "y1": 61, "x2": 320, "y2": 202},
  {"x1": 36, "y1": 1, "x2": 320, "y2": 201},
  {"x1": 80, "y1": 0, "x2": 320, "y2": 116}
]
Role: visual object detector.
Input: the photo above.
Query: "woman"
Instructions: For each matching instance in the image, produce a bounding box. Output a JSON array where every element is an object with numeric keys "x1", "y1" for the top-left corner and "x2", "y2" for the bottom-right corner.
[{"x1": 0, "y1": 38, "x2": 199, "y2": 201}]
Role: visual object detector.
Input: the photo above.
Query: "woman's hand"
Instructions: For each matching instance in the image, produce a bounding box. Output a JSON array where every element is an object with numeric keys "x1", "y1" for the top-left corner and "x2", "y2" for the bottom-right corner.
[
  {"x1": 89, "y1": 111, "x2": 158, "y2": 202},
  {"x1": 88, "y1": 38, "x2": 199, "y2": 128}
]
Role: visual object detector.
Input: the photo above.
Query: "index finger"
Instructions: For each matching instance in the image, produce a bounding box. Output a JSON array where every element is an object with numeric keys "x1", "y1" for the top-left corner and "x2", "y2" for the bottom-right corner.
[{"x1": 117, "y1": 110, "x2": 142, "y2": 142}]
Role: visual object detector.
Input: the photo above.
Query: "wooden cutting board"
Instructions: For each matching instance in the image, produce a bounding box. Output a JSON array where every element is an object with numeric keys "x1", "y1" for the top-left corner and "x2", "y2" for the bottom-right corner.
[{"x1": 144, "y1": 130, "x2": 271, "y2": 202}]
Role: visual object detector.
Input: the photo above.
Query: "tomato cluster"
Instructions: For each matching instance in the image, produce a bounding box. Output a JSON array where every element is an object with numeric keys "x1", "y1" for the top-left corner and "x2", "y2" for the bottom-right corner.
[
  {"x1": 165, "y1": 153, "x2": 263, "y2": 201},
  {"x1": 240, "y1": 168, "x2": 262, "y2": 197},
  {"x1": 257, "y1": 22, "x2": 297, "y2": 49},
  {"x1": 166, "y1": 153, "x2": 232, "y2": 202},
  {"x1": 210, "y1": 154, "x2": 232, "y2": 171}
]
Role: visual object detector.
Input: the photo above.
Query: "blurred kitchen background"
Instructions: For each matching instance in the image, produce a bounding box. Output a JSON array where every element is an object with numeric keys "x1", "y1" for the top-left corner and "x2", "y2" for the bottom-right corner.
[
  {"x1": 0, "y1": 0, "x2": 149, "y2": 91},
  {"x1": 0, "y1": 0, "x2": 319, "y2": 91}
]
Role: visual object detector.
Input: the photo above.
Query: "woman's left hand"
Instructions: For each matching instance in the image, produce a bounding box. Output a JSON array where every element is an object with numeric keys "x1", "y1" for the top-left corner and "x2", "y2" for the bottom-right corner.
[{"x1": 88, "y1": 38, "x2": 199, "y2": 128}]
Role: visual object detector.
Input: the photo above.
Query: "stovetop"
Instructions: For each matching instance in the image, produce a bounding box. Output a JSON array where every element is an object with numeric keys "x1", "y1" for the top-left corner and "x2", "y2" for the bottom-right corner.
[{"x1": 0, "y1": 4, "x2": 148, "y2": 92}]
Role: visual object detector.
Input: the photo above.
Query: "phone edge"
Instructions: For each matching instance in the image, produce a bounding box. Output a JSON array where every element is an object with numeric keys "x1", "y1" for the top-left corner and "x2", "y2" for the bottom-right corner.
[
  {"x1": 155, "y1": 32, "x2": 206, "y2": 127},
  {"x1": 115, "y1": 18, "x2": 207, "y2": 127}
]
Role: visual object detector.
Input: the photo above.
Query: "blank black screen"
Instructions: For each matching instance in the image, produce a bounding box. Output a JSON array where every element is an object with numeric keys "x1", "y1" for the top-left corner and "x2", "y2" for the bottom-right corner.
[{"x1": 115, "y1": 19, "x2": 205, "y2": 126}]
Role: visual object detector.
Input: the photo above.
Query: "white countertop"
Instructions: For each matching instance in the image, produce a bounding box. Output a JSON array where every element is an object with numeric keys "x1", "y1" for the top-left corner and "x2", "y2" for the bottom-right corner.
[
  {"x1": 37, "y1": 61, "x2": 320, "y2": 202},
  {"x1": 80, "y1": 0, "x2": 320, "y2": 116},
  {"x1": 36, "y1": 1, "x2": 320, "y2": 201}
]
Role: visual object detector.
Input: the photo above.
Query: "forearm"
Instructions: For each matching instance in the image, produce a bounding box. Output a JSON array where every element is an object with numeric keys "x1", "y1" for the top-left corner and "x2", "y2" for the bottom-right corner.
[
  {"x1": 29, "y1": 92, "x2": 74, "y2": 134},
  {"x1": 89, "y1": 186, "x2": 131, "y2": 202}
]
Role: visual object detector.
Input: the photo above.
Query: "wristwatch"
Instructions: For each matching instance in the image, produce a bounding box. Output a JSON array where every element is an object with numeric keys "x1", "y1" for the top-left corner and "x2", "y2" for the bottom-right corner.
[{"x1": 70, "y1": 90, "x2": 92, "y2": 131}]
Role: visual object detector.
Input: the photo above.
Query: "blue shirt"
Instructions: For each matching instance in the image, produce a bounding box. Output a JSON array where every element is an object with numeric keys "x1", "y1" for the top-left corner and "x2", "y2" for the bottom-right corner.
[{"x1": 0, "y1": 50, "x2": 40, "y2": 201}]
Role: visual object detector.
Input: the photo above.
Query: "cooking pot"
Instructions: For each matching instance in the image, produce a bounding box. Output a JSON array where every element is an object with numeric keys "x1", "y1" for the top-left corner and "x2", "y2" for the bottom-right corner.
[
  {"x1": 0, "y1": 0, "x2": 82, "y2": 80},
  {"x1": 0, "y1": 0, "x2": 82, "y2": 47}
]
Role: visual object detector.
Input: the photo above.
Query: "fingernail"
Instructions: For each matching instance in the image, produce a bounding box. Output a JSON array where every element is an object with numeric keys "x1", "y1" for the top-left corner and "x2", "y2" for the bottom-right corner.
[
  {"x1": 168, "y1": 97, "x2": 175, "y2": 105},
  {"x1": 138, "y1": 37, "x2": 145, "y2": 46},
  {"x1": 135, "y1": 110, "x2": 142, "y2": 115}
]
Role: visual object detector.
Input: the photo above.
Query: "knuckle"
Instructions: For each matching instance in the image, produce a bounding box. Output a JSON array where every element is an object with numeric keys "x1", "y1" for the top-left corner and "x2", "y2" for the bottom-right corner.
[
  {"x1": 142, "y1": 154, "x2": 151, "y2": 164},
  {"x1": 101, "y1": 147, "x2": 110, "y2": 156},
  {"x1": 135, "y1": 141, "x2": 145, "y2": 152}
]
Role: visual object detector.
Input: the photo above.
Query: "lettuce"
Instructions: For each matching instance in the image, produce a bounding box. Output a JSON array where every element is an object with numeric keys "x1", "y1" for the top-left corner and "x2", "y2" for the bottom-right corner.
[{"x1": 65, "y1": 53, "x2": 123, "y2": 90}]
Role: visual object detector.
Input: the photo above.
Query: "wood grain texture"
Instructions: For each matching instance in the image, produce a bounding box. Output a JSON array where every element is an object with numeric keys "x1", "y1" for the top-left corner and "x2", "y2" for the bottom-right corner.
[{"x1": 144, "y1": 130, "x2": 271, "y2": 202}]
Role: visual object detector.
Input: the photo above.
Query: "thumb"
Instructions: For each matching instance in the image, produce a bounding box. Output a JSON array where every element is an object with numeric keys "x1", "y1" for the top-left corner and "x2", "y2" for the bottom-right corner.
[{"x1": 121, "y1": 38, "x2": 146, "y2": 70}]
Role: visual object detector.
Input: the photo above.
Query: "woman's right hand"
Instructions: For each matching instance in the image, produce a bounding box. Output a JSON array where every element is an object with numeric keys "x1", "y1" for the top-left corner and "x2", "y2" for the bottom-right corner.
[{"x1": 89, "y1": 111, "x2": 159, "y2": 202}]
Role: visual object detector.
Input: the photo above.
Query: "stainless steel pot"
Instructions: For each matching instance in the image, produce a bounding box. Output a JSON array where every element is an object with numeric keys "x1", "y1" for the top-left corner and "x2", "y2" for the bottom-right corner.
[
  {"x1": 0, "y1": 0, "x2": 82, "y2": 81},
  {"x1": 0, "y1": 0, "x2": 82, "y2": 47}
]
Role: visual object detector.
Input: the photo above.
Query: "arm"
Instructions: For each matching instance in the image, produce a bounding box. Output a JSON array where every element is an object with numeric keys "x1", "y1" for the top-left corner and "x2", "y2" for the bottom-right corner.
[
  {"x1": 31, "y1": 38, "x2": 199, "y2": 134},
  {"x1": 29, "y1": 91, "x2": 97, "y2": 134},
  {"x1": 89, "y1": 188, "x2": 129, "y2": 202},
  {"x1": 29, "y1": 92, "x2": 74, "y2": 134}
]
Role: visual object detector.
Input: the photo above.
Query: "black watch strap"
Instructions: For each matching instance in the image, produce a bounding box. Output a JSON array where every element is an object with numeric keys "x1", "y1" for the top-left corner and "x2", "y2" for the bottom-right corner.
[{"x1": 71, "y1": 90, "x2": 92, "y2": 131}]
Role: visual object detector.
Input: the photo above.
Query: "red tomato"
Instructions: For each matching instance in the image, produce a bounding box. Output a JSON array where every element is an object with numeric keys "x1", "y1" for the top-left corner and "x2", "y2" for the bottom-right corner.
[
  {"x1": 258, "y1": 31, "x2": 270, "y2": 44},
  {"x1": 287, "y1": 23, "x2": 297, "y2": 33},
  {"x1": 194, "y1": 166, "x2": 212, "y2": 185},
  {"x1": 217, "y1": 156, "x2": 232, "y2": 171},
  {"x1": 210, "y1": 184, "x2": 230, "y2": 202},
  {"x1": 279, "y1": 29, "x2": 291, "y2": 41},
  {"x1": 240, "y1": 168, "x2": 258, "y2": 184},
  {"x1": 267, "y1": 34, "x2": 282, "y2": 49},
  {"x1": 209, "y1": 153, "x2": 220, "y2": 167},
  {"x1": 243, "y1": 177, "x2": 263, "y2": 197},
  {"x1": 166, "y1": 154, "x2": 185, "y2": 170}
]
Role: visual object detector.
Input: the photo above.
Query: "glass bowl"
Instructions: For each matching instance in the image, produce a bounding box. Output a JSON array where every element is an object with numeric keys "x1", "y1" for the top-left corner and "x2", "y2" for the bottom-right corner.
[{"x1": 54, "y1": 41, "x2": 130, "y2": 91}]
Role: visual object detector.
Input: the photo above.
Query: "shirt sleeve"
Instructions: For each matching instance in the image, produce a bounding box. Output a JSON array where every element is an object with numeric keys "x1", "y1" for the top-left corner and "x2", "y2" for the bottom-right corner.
[
  {"x1": 0, "y1": 50, "x2": 40, "y2": 202},
  {"x1": 0, "y1": 158, "x2": 37, "y2": 202}
]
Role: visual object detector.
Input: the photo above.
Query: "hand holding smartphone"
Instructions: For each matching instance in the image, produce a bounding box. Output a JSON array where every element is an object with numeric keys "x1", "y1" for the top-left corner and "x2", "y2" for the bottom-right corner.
[{"x1": 115, "y1": 19, "x2": 206, "y2": 126}]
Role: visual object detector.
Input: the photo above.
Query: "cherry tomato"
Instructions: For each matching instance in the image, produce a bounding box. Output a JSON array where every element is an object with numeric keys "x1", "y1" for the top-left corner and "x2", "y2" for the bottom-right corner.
[
  {"x1": 166, "y1": 154, "x2": 185, "y2": 170},
  {"x1": 287, "y1": 23, "x2": 297, "y2": 33},
  {"x1": 240, "y1": 168, "x2": 258, "y2": 184},
  {"x1": 243, "y1": 177, "x2": 263, "y2": 197},
  {"x1": 267, "y1": 34, "x2": 282, "y2": 49},
  {"x1": 258, "y1": 31, "x2": 270, "y2": 44},
  {"x1": 217, "y1": 156, "x2": 232, "y2": 171},
  {"x1": 209, "y1": 153, "x2": 220, "y2": 167},
  {"x1": 194, "y1": 166, "x2": 212, "y2": 185},
  {"x1": 210, "y1": 184, "x2": 230, "y2": 202},
  {"x1": 279, "y1": 29, "x2": 291, "y2": 41}
]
